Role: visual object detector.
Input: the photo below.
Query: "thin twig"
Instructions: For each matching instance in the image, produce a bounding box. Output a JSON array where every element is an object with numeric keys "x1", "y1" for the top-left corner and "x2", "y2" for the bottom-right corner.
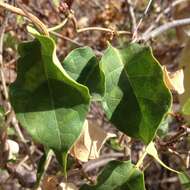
[
  {"x1": 83, "y1": 152, "x2": 124, "y2": 172},
  {"x1": 0, "y1": 4, "x2": 10, "y2": 168},
  {"x1": 144, "y1": 0, "x2": 188, "y2": 35},
  {"x1": 132, "y1": 0, "x2": 153, "y2": 41},
  {"x1": 48, "y1": 18, "x2": 69, "y2": 32},
  {"x1": 50, "y1": 31, "x2": 103, "y2": 56},
  {"x1": 168, "y1": 148, "x2": 187, "y2": 167},
  {"x1": 0, "y1": 2, "x2": 49, "y2": 36},
  {"x1": 48, "y1": 11, "x2": 75, "y2": 32},
  {"x1": 0, "y1": 9, "x2": 9, "y2": 101},
  {"x1": 8, "y1": 111, "x2": 36, "y2": 168},
  {"x1": 126, "y1": 0, "x2": 137, "y2": 34},
  {"x1": 135, "y1": 150, "x2": 147, "y2": 169},
  {"x1": 77, "y1": 27, "x2": 131, "y2": 35},
  {"x1": 35, "y1": 150, "x2": 53, "y2": 189},
  {"x1": 142, "y1": 18, "x2": 190, "y2": 41},
  {"x1": 50, "y1": 31, "x2": 83, "y2": 46}
]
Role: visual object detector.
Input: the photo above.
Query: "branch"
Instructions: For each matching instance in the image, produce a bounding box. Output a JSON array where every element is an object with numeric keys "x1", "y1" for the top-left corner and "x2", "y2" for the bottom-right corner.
[
  {"x1": 83, "y1": 153, "x2": 124, "y2": 172},
  {"x1": 0, "y1": 3, "x2": 11, "y2": 169},
  {"x1": 0, "y1": 2, "x2": 49, "y2": 36},
  {"x1": 144, "y1": 0, "x2": 188, "y2": 35},
  {"x1": 77, "y1": 27, "x2": 131, "y2": 35},
  {"x1": 0, "y1": 9, "x2": 9, "y2": 100},
  {"x1": 48, "y1": 18, "x2": 69, "y2": 32},
  {"x1": 142, "y1": 18, "x2": 190, "y2": 41},
  {"x1": 132, "y1": 0, "x2": 153, "y2": 41},
  {"x1": 126, "y1": 0, "x2": 137, "y2": 34}
]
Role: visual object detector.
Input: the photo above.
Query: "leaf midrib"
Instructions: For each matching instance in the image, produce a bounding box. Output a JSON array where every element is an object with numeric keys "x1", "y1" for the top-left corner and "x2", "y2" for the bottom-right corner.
[
  {"x1": 41, "y1": 52, "x2": 62, "y2": 151},
  {"x1": 112, "y1": 47, "x2": 144, "y2": 139}
]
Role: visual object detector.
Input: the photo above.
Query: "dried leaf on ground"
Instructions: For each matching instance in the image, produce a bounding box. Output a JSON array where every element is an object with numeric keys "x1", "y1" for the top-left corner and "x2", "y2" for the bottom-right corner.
[
  {"x1": 70, "y1": 120, "x2": 116, "y2": 162},
  {"x1": 59, "y1": 182, "x2": 78, "y2": 190}
]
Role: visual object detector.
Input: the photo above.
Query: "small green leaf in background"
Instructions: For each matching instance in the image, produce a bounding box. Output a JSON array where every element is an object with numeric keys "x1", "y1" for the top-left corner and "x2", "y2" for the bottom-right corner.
[
  {"x1": 178, "y1": 172, "x2": 190, "y2": 189},
  {"x1": 10, "y1": 35, "x2": 90, "y2": 169},
  {"x1": 182, "y1": 98, "x2": 190, "y2": 115},
  {"x1": 157, "y1": 116, "x2": 172, "y2": 138},
  {"x1": 63, "y1": 47, "x2": 105, "y2": 100},
  {"x1": 100, "y1": 43, "x2": 172, "y2": 144},
  {"x1": 4, "y1": 33, "x2": 19, "y2": 50},
  {"x1": 0, "y1": 106, "x2": 5, "y2": 127},
  {"x1": 80, "y1": 160, "x2": 146, "y2": 190},
  {"x1": 107, "y1": 137, "x2": 124, "y2": 151},
  {"x1": 0, "y1": 106, "x2": 4, "y2": 117},
  {"x1": 52, "y1": 0, "x2": 60, "y2": 7}
]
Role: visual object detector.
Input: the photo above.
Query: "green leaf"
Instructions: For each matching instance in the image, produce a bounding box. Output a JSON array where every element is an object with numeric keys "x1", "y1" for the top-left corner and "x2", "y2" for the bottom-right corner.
[
  {"x1": 0, "y1": 106, "x2": 5, "y2": 127},
  {"x1": 100, "y1": 43, "x2": 172, "y2": 144},
  {"x1": 80, "y1": 160, "x2": 146, "y2": 190},
  {"x1": 4, "y1": 33, "x2": 19, "y2": 50},
  {"x1": 0, "y1": 106, "x2": 4, "y2": 118},
  {"x1": 9, "y1": 35, "x2": 90, "y2": 167},
  {"x1": 179, "y1": 172, "x2": 190, "y2": 189},
  {"x1": 146, "y1": 142, "x2": 179, "y2": 174},
  {"x1": 157, "y1": 115, "x2": 172, "y2": 138},
  {"x1": 182, "y1": 98, "x2": 190, "y2": 115},
  {"x1": 63, "y1": 47, "x2": 105, "y2": 100}
]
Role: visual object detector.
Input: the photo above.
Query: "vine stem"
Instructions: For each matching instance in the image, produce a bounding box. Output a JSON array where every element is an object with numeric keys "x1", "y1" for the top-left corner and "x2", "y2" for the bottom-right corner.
[
  {"x1": 77, "y1": 27, "x2": 131, "y2": 35},
  {"x1": 135, "y1": 151, "x2": 148, "y2": 169},
  {"x1": 48, "y1": 18, "x2": 69, "y2": 32},
  {"x1": 132, "y1": 0, "x2": 153, "y2": 41},
  {"x1": 35, "y1": 150, "x2": 53, "y2": 189},
  {"x1": 0, "y1": 2, "x2": 49, "y2": 36}
]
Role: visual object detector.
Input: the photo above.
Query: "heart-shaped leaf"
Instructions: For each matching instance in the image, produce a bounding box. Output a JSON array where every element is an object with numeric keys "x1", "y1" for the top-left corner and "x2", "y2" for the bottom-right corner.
[
  {"x1": 63, "y1": 47, "x2": 105, "y2": 100},
  {"x1": 80, "y1": 160, "x2": 146, "y2": 190},
  {"x1": 10, "y1": 35, "x2": 90, "y2": 165},
  {"x1": 100, "y1": 43, "x2": 172, "y2": 144}
]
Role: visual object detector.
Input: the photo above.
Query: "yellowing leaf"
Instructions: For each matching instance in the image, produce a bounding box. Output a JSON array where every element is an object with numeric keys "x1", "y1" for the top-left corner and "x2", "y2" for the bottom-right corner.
[
  {"x1": 59, "y1": 182, "x2": 78, "y2": 190},
  {"x1": 70, "y1": 120, "x2": 116, "y2": 162},
  {"x1": 163, "y1": 66, "x2": 184, "y2": 94},
  {"x1": 146, "y1": 142, "x2": 180, "y2": 174}
]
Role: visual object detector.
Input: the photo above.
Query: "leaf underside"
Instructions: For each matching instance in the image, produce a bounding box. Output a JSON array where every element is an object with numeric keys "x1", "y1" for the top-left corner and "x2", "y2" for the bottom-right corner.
[
  {"x1": 63, "y1": 47, "x2": 105, "y2": 100},
  {"x1": 10, "y1": 35, "x2": 90, "y2": 157}
]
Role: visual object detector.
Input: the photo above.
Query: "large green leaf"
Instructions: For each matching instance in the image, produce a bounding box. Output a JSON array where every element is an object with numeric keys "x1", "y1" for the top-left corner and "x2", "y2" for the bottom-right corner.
[
  {"x1": 9, "y1": 35, "x2": 90, "y2": 159},
  {"x1": 80, "y1": 160, "x2": 146, "y2": 190},
  {"x1": 100, "y1": 43, "x2": 172, "y2": 144},
  {"x1": 62, "y1": 47, "x2": 105, "y2": 100}
]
